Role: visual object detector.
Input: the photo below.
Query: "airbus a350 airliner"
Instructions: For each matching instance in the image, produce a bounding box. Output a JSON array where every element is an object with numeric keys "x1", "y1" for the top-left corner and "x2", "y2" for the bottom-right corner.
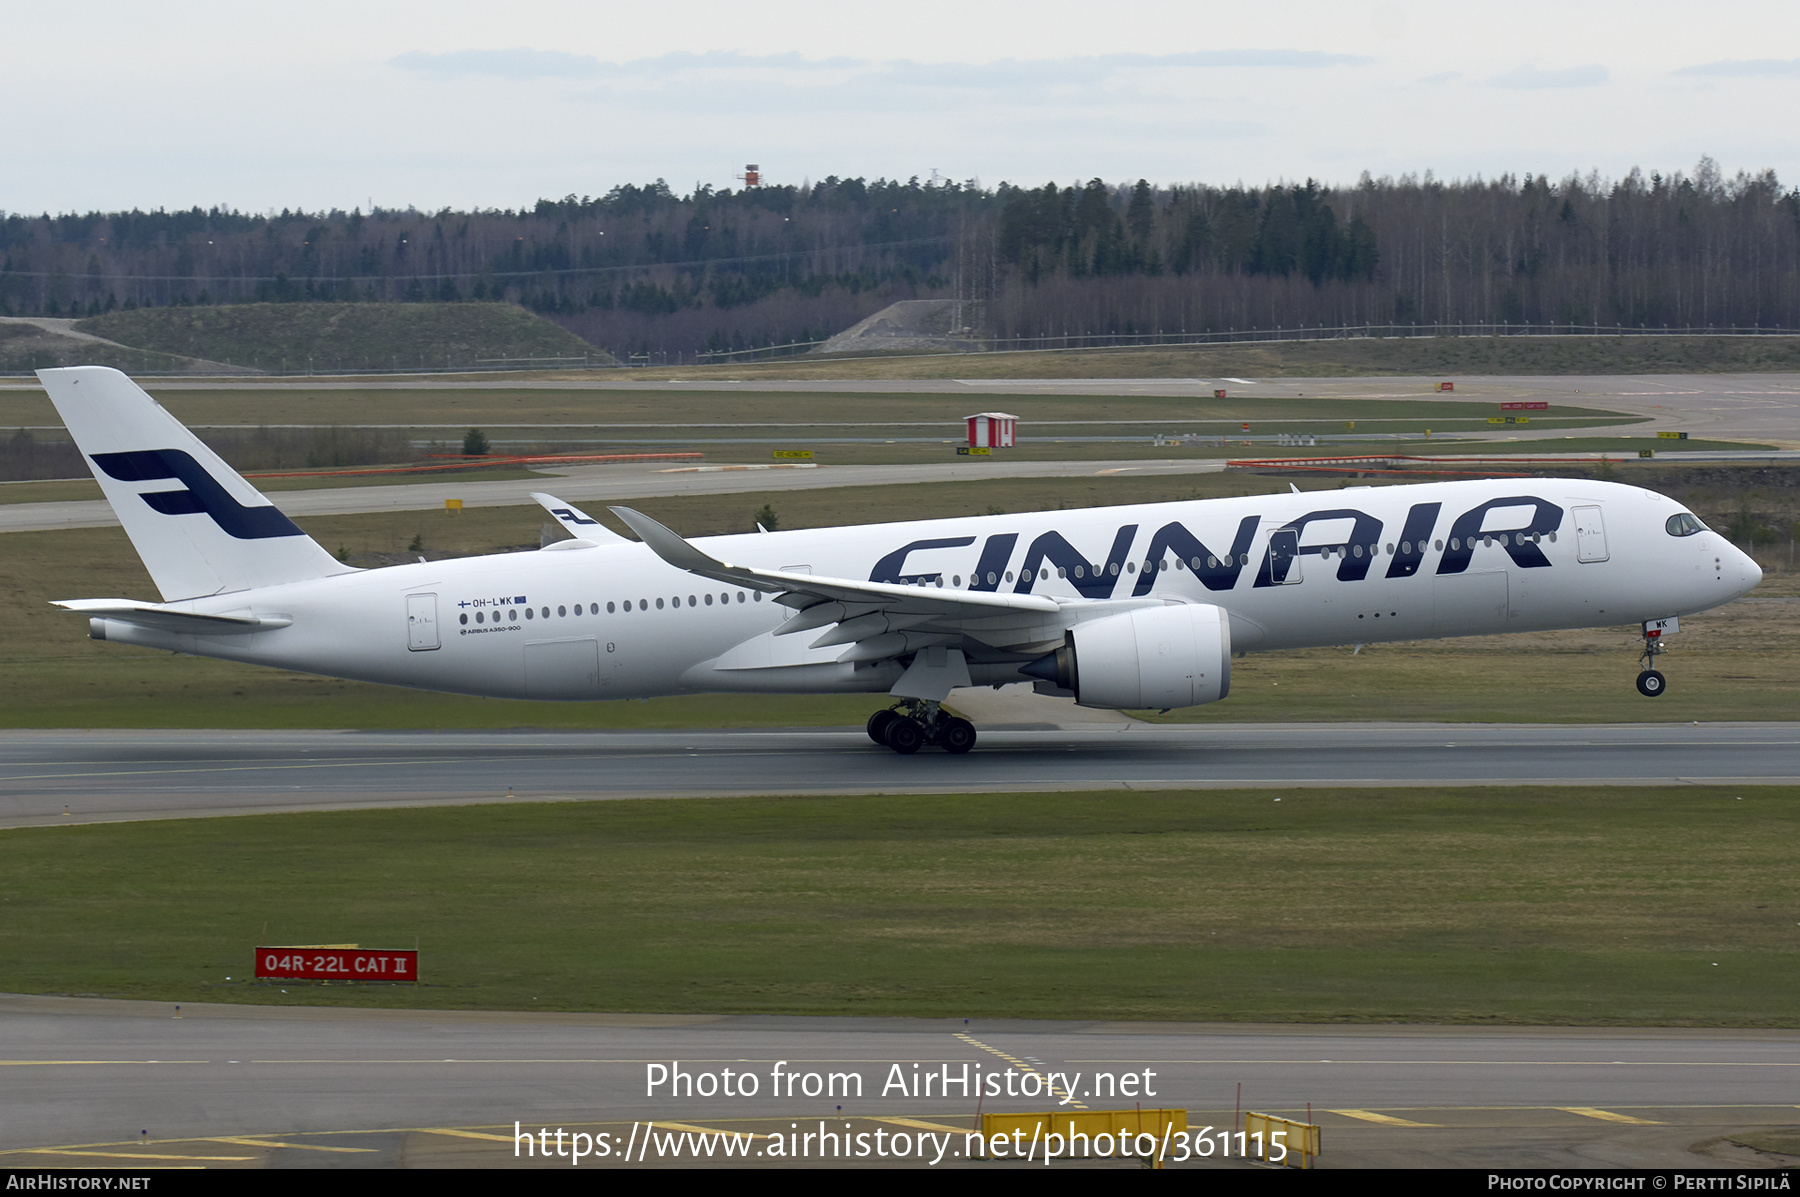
[{"x1": 41, "y1": 367, "x2": 1762, "y2": 753}]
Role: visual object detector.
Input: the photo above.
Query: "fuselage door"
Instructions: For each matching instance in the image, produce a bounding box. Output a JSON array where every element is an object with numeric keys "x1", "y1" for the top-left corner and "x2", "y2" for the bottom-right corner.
[
  {"x1": 1266, "y1": 528, "x2": 1302, "y2": 585},
  {"x1": 406, "y1": 593, "x2": 440, "y2": 651},
  {"x1": 1572, "y1": 505, "x2": 1609, "y2": 563}
]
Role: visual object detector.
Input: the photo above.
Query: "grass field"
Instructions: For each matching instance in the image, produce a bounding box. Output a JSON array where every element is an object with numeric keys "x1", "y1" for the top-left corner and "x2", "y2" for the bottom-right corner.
[
  {"x1": 13, "y1": 329, "x2": 1799, "y2": 385},
  {"x1": 4, "y1": 786, "x2": 1796, "y2": 1023},
  {"x1": 0, "y1": 385, "x2": 1636, "y2": 431},
  {"x1": 73, "y1": 303, "x2": 611, "y2": 371},
  {"x1": 0, "y1": 465, "x2": 559, "y2": 505},
  {"x1": 0, "y1": 322, "x2": 221, "y2": 375},
  {"x1": 1, "y1": 467, "x2": 1792, "y2": 729},
  {"x1": 617, "y1": 334, "x2": 1800, "y2": 381},
  {"x1": 1458, "y1": 437, "x2": 1772, "y2": 456}
]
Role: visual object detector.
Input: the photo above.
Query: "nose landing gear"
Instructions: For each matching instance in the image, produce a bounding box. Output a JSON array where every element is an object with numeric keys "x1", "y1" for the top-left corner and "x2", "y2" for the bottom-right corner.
[
  {"x1": 866, "y1": 699, "x2": 977, "y2": 754},
  {"x1": 1636, "y1": 622, "x2": 1670, "y2": 698}
]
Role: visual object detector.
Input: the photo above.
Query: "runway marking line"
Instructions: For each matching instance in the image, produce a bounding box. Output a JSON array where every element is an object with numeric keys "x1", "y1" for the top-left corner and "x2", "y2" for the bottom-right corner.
[
  {"x1": 1557, "y1": 1107, "x2": 1665, "y2": 1125},
  {"x1": 0, "y1": 744, "x2": 848, "y2": 783},
  {"x1": 872, "y1": 1117, "x2": 976, "y2": 1135},
  {"x1": 201, "y1": 1136, "x2": 375, "y2": 1153},
  {"x1": 646, "y1": 1121, "x2": 771, "y2": 1139},
  {"x1": 0, "y1": 758, "x2": 495, "y2": 782},
  {"x1": 12, "y1": 1149, "x2": 255, "y2": 1162},
  {"x1": 0, "y1": 1059, "x2": 209, "y2": 1066},
  {"x1": 417, "y1": 1128, "x2": 517, "y2": 1142},
  {"x1": 954, "y1": 1032, "x2": 1088, "y2": 1110},
  {"x1": 1330, "y1": 1109, "x2": 1439, "y2": 1127}
]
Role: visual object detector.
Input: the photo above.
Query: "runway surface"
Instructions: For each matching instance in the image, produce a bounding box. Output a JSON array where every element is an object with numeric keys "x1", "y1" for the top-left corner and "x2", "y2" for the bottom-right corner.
[
  {"x1": 2, "y1": 995, "x2": 1795, "y2": 1168},
  {"x1": 4, "y1": 723, "x2": 1796, "y2": 829}
]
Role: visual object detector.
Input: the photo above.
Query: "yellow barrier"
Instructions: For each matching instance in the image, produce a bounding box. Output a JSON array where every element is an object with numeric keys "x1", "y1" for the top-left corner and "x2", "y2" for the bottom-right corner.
[
  {"x1": 1243, "y1": 1111, "x2": 1321, "y2": 1169},
  {"x1": 978, "y1": 1109, "x2": 1186, "y2": 1165}
]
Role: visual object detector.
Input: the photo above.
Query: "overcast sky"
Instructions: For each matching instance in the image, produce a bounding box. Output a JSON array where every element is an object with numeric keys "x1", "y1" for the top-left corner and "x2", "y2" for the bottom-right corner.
[{"x1": 7, "y1": 0, "x2": 1797, "y2": 214}]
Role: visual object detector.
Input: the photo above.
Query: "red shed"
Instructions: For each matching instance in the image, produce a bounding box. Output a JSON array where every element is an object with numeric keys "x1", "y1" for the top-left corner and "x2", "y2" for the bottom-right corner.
[{"x1": 965, "y1": 412, "x2": 1018, "y2": 448}]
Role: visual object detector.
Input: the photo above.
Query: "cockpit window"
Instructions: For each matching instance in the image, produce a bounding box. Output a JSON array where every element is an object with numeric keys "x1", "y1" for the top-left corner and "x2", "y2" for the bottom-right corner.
[{"x1": 1665, "y1": 512, "x2": 1708, "y2": 537}]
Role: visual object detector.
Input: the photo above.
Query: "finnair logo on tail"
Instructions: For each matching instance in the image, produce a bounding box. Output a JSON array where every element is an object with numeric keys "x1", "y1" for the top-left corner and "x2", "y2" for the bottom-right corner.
[{"x1": 90, "y1": 450, "x2": 305, "y2": 540}]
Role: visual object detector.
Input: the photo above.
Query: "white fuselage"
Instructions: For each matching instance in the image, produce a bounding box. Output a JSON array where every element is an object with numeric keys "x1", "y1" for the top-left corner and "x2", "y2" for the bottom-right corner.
[{"x1": 90, "y1": 477, "x2": 1762, "y2": 703}]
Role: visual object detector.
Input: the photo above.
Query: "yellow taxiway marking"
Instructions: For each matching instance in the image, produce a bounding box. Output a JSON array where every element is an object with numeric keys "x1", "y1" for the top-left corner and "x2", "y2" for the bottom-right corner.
[
  {"x1": 645, "y1": 1121, "x2": 769, "y2": 1139},
  {"x1": 202, "y1": 1137, "x2": 375, "y2": 1153},
  {"x1": 1557, "y1": 1107, "x2": 1665, "y2": 1125},
  {"x1": 1330, "y1": 1109, "x2": 1439, "y2": 1127},
  {"x1": 418, "y1": 1128, "x2": 518, "y2": 1142},
  {"x1": 954, "y1": 1032, "x2": 1088, "y2": 1110},
  {"x1": 17, "y1": 1149, "x2": 255, "y2": 1162},
  {"x1": 871, "y1": 1117, "x2": 975, "y2": 1135}
]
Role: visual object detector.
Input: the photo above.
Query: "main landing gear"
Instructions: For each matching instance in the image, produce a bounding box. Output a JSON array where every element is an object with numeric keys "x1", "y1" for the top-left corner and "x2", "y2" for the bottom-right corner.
[
  {"x1": 867, "y1": 699, "x2": 977, "y2": 754},
  {"x1": 1636, "y1": 626, "x2": 1668, "y2": 698}
]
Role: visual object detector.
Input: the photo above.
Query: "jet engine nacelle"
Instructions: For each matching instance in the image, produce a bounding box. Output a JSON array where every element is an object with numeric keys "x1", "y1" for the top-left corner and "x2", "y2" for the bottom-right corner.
[{"x1": 1026, "y1": 602, "x2": 1232, "y2": 710}]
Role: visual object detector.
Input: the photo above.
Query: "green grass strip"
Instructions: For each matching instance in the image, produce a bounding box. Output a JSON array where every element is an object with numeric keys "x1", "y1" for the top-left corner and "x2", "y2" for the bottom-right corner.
[{"x1": 6, "y1": 786, "x2": 1797, "y2": 1025}]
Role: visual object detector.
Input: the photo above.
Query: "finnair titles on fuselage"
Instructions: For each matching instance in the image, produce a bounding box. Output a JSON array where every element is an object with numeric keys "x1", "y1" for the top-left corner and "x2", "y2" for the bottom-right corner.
[{"x1": 41, "y1": 367, "x2": 1761, "y2": 754}]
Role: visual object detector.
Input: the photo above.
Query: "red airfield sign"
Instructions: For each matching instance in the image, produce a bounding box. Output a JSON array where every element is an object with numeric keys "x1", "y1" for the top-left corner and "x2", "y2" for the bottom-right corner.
[{"x1": 255, "y1": 946, "x2": 418, "y2": 981}]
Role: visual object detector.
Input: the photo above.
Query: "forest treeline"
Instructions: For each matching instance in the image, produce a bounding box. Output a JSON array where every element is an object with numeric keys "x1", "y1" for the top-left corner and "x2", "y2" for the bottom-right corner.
[{"x1": 3, "y1": 159, "x2": 1797, "y2": 359}]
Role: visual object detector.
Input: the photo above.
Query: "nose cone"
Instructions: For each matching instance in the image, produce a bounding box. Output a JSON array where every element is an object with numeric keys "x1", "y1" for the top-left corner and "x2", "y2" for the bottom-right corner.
[{"x1": 1733, "y1": 544, "x2": 1763, "y2": 596}]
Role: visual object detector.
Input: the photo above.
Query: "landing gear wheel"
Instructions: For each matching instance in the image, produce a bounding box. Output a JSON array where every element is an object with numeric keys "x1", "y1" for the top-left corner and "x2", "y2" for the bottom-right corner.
[
  {"x1": 940, "y1": 717, "x2": 977, "y2": 754},
  {"x1": 867, "y1": 709, "x2": 898, "y2": 744},
  {"x1": 884, "y1": 717, "x2": 925, "y2": 754},
  {"x1": 1636, "y1": 670, "x2": 1667, "y2": 697}
]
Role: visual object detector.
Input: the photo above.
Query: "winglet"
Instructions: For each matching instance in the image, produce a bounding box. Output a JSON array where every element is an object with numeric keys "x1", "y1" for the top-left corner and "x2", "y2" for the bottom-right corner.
[
  {"x1": 530, "y1": 493, "x2": 626, "y2": 543},
  {"x1": 609, "y1": 506, "x2": 734, "y2": 573}
]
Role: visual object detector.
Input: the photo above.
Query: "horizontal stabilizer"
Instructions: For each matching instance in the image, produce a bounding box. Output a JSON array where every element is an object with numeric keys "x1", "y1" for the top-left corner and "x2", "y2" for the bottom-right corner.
[{"x1": 54, "y1": 598, "x2": 291, "y2": 636}]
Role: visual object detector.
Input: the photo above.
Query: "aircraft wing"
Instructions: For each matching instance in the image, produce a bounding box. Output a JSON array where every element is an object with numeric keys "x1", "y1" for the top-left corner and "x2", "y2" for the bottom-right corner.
[
  {"x1": 53, "y1": 598, "x2": 292, "y2": 635},
  {"x1": 609, "y1": 505, "x2": 1065, "y2": 662}
]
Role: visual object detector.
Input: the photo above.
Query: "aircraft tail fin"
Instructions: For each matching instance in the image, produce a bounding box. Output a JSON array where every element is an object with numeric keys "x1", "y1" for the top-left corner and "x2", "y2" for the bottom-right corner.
[{"x1": 37, "y1": 366, "x2": 355, "y2": 600}]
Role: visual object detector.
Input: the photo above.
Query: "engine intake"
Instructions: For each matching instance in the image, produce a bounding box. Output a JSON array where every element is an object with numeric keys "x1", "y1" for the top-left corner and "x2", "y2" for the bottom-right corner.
[{"x1": 1023, "y1": 603, "x2": 1232, "y2": 710}]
